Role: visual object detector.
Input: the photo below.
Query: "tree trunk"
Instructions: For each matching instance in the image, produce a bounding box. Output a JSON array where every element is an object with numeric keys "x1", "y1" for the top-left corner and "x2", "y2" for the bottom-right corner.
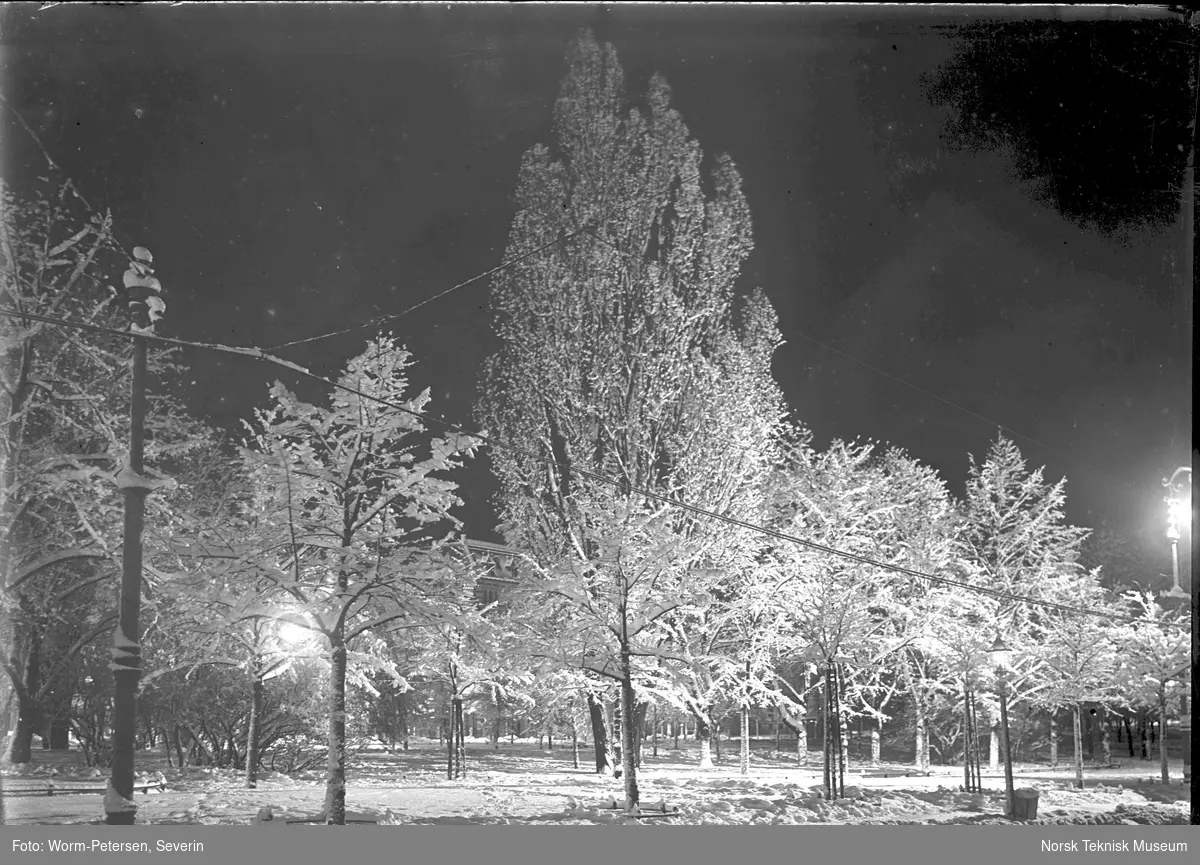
[
  {"x1": 245, "y1": 667, "x2": 264, "y2": 789},
  {"x1": 652, "y1": 704, "x2": 658, "y2": 758},
  {"x1": 610, "y1": 697, "x2": 622, "y2": 769},
  {"x1": 618, "y1": 647, "x2": 640, "y2": 812},
  {"x1": 1072, "y1": 703, "x2": 1084, "y2": 789},
  {"x1": 8, "y1": 625, "x2": 41, "y2": 765},
  {"x1": 962, "y1": 684, "x2": 972, "y2": 788},
  {"x1": 872, "y1": 718, "x2": 881, "y2": 768},
  {"x1": 839, "y1": 709, "x2": 849, "y2": 784},
  {"x1": 323, "y1": 630, "x2": 348, "y2": 824},
  {"x1": 694, "y1": 711, "x2": 714, "y2": 769},
  {"x1": 913, "y1": 708, "x2": 928, "y2": 772},
  {"x1": 1158, "y1": 686, "x2": 1169, "y2": 784},
  {"x1": 571, "y1": 711, "x2": 580, "y2": 769},
  {"x1": 740, "y1": 702, "x2": 750, "y2": 775},
  {"x1": 631, "y1": 697, "x2": 648, "y2": 769},
  {"x1": 964, "y1": 685, "x2": 981, "y2": 793},
  {"x1": 1049, "y1": 712, "x2": 1059, "y2": 767},
  {"x1": 399, "y1": 690, "x2": 409, "y2": 751},
  {"x1": 989, "y1": 723, "x2": 999, "y2": 771},
  {"x1": 454, "y1": 696, "x2": 466, "y2": 779},
  {"x1": 1100, "y1": 706, "x2": 1112, "y2": 768},
  {"x1": 586, "y1": 691, "x2": 613, "y2": 775},
  {"x1": 822, "y1": 667, "x2": 833, "y2": 799},
  {"x1": 1123, "y1": 713, "x2": 1135, "y2": 758},
  {"x1": 903, "y1": 653, "x2": 929, "y2": 772}
]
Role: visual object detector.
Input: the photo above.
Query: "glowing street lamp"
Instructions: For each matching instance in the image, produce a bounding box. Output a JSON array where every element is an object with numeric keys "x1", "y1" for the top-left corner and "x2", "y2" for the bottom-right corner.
[
  {"x1": 989, "y1": 634, "x2": 1017, "y2": 820},
  {"x1": 277, "y1": 620, "x2": 311, "y2": 647},
  {"x1": 1161, "y1": 465, "x2": 1196, "y2": 824},
  {"x1": 1163, "y1": 467, "x2": 1192, "y2": 601}
]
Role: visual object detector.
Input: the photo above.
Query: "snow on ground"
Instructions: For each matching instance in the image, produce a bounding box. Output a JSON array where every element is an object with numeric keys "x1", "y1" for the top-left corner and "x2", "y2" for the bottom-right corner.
[{"x1": 2, "y1": 741, "x2": 1191, "y2": 826}]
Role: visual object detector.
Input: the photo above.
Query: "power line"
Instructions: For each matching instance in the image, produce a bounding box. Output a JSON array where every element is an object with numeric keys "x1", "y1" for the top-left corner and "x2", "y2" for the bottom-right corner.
[
  {"x1": 1, "y1": 307, "x2": 1186, "y2": 633},
  {"x1": 0, "y1": 72, "x2": 1165, "y2": 502},
  {"x1": 0, "y1": 103, "x2": 1177, "y2": 629},
  {"x1": 265, "y1": 169, "x2": 707, "y2": 352},
  {"x1": 265, "y1": 229, "x2": 591, "y2": 351}
]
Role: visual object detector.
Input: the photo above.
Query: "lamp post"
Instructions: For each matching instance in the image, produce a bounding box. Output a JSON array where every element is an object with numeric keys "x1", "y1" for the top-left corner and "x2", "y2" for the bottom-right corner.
[
  {"x1": 106, "y1": 247, "x2": 165, "y2": 825},
  {"x1": 1162, "y1": 465, "x2": 1195, "y2": 823},
  {"x1": 989, "y1": 634, "x2": 1016, "y2": 820}
]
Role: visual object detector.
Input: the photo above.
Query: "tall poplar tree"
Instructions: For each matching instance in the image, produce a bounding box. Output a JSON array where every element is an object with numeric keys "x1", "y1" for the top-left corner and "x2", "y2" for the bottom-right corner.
[{"x1": 478, "y1": 31, "x2": 786, "y2": 808}]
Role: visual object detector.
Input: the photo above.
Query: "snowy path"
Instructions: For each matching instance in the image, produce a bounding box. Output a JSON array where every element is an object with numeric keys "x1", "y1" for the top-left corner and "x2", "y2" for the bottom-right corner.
[{"x1": 3, "y1": 744, "x2": 1190, "y2": 826}]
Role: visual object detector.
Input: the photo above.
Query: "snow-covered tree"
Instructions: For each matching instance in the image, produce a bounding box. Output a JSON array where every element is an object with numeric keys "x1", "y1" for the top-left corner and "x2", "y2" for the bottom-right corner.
[
  {"x1": 1026, "y1": 576, "x2": 1123, "y2": 788},
  {"x1": 959, "y1": 435, "x2": 1094, "y2": 778},
  {"x1": 511, "y1": 496, "x2": 709, "y2": 809},
  {"x1": 960, "y1": 434, "x2": 1089, "y2": 638},
  {"x1": 1113, "y1": 590, "x2": 1190, "y2": 784},
  {"x1": 1, "y1": 175, "x2": 211, "y2": 765},
  {"x1": 477, "y1": 31, "x2": 786, "y2": 807},
  {"x1": 761, "y1": 439, "x2": 903, "y2": 795},
  {"x1": 242, "y1": 335, "x2": 481, "y2": 824}
]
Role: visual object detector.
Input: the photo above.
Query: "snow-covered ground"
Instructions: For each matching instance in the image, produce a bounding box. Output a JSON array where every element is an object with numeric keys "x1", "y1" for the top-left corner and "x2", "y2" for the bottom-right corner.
[{"x1": 2, "y1": 741, "x2": 1191, "y2": 826}]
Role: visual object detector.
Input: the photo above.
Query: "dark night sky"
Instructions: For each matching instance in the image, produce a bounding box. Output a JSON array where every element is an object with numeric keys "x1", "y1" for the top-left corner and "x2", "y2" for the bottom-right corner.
[{"x1": 2, "y1": 4, "x2": 1193, "y2": 550}]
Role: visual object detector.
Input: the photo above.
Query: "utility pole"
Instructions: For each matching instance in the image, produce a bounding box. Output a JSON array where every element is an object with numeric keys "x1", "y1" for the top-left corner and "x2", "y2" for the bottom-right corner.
[{"x1": 105, "y1": 247, "x2": 165, "y2": 825}]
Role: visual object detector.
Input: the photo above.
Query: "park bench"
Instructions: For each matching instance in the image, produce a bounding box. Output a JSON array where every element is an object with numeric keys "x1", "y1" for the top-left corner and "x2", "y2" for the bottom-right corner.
[
  {"x1": 860, "y1": 769, "x2": 932, "y2": 778},
  {"x1": 596, "y1": 798, "x2": 680, "y2": 818},
  {"x1": 1, "y1": 777, "x2": 167, "y2": 798}
]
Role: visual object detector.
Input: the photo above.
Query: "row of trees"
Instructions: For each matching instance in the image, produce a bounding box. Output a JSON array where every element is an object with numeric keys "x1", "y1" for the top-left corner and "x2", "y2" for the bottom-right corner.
[
  {"x1": 1, "y1": 31, "x2": 1189, "y2": 825},
  {"x1": 472, "y1": 32, "x2": 1190, "y2": 810}
]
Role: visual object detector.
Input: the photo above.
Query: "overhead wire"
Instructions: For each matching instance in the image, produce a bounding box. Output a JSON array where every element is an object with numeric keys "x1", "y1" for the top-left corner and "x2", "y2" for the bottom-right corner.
[
  {"x1": 262, "y1": 168, "x2": 707, "y2": 352},
  {"x1": 0, "y1": 307, "x2": 1187, "y2": 633},
  {"x1": 0, "y1": 78, "x2": 1167, "y2": 502},
  {"x1": 265, "y1": 229, "x2": 589, "y2": 351},
  {"x1": 2, "y1": 97, "x2": 1182, "y2": 632}
]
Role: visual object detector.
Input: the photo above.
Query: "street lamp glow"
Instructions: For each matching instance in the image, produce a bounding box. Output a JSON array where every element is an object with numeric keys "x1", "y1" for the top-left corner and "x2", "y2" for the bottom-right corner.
[
  {"x1": 1167, "y1": 495, "x2": 1190, "y2": 530},
  {"x1": 277, "y1": 620, "x2": 309, "y2": 646},
  {"x1": 1162, "y1": 468, "x2": 1192, "y2": 600}
]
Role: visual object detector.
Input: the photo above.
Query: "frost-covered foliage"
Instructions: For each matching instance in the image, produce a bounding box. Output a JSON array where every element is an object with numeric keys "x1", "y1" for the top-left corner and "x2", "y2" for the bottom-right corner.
[
  {"x1": 478, "y1": 31, "x2": 787, "y2": 806},
  {"x1": 0, "y1": 175, "x2": 214, "y2": 766},
  {"x1": 239, "y1": 335, "x2": 482, "y2": 823},
  {"x1": 960, "y1": 434, "x2": 1090, "y2": 639},
  {"x1": 1112, "y1": 590, "x2": 1190, "y2": 784}
]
